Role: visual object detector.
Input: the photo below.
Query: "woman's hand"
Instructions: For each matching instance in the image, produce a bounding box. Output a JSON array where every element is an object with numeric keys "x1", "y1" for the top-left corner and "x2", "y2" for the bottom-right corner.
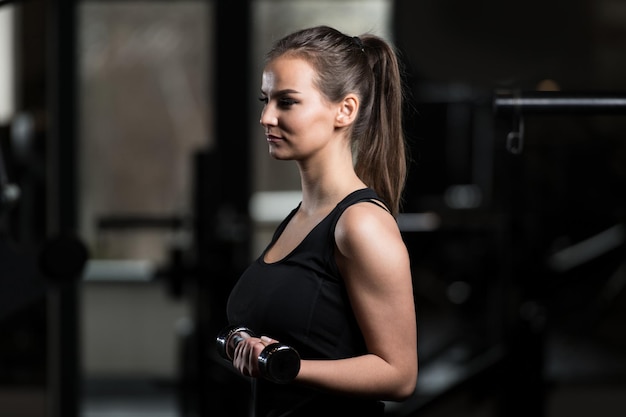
[{"x1": 231, "y1": 334, "x2": 277, "y2": 378}]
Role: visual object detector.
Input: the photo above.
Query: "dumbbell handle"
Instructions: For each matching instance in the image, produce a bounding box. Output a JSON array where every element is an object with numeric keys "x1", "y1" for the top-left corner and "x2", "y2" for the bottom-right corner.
[{"x1": 216, "y1": 325, "x2": 301, "y2": 384}]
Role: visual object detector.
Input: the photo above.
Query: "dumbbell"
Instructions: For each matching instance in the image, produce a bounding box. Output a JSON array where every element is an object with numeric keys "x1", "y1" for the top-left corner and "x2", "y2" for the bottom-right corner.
[{"x1": 216, "y1": 324, "x2": 301, "y2": 384}]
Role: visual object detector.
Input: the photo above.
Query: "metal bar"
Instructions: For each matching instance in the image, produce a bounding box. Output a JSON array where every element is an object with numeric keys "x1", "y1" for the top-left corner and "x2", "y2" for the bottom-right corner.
[
  {"x1": 47, "y1": 1, "x2": 80, "y2": 417},
  {"x1": 494, "y1": 90, "x2": 626, "y2": 115}
]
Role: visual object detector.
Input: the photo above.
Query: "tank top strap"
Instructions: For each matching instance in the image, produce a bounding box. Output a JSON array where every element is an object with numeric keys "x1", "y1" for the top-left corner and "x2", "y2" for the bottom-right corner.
[
  {"x1": 269, "y1": 202, "x2": 301, "y2": 244},
  {"x1": 328, "y1": 188, "x2": 391, "y2": 242},
  {"x1": 335, "y1": 188, "x2": 389, "y2": 213}
]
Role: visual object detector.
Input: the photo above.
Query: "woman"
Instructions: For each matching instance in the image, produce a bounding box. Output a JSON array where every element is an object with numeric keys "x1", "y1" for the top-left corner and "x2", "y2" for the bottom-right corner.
[{"x1": 225, "y1": 25, "x2": 418, "y2": 416}]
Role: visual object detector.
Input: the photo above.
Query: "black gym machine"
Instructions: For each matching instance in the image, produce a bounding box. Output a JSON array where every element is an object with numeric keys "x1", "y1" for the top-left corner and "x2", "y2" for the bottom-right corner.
[{"x1": 389, "y1": 90, "x2": 626, "y2": 417}]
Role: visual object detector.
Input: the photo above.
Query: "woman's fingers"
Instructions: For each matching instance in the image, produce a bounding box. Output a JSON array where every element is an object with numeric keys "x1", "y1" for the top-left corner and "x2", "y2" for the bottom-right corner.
[{"x1": 232, "y1": 336, "x2": 277, "y2": 378}]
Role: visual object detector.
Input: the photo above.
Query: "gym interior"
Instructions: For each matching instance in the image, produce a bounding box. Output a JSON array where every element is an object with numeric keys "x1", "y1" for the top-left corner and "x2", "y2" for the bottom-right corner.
[{"x1": 1, "y1": 1, "x2": 625, "y2": 416}]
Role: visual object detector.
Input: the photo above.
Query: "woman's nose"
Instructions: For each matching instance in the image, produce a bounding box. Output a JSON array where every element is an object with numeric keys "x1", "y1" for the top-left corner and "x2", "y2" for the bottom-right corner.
[{"x1": 260, "y1": 107, "x2": 277, "y2": 126}]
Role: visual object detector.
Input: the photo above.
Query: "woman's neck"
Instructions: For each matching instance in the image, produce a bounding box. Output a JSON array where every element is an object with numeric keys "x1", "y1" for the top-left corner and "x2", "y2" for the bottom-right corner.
[
  {"x1": 297, "y1": 167, "x2": 365, "y2": 216},
  {"x1": 295, "y1": 134, "x2": 365, "y2": 215}
]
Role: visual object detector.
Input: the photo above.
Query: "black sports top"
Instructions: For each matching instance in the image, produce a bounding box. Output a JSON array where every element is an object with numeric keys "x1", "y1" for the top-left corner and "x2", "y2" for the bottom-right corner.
[{"x1": 226, "y1": 188, "x2": 389, "y2": 417}]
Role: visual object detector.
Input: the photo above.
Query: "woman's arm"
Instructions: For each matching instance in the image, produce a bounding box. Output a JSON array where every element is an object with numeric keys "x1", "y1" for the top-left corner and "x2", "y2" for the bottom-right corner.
[{"x1": 295, "y1": 201, "x2": 418, "y2": 400}]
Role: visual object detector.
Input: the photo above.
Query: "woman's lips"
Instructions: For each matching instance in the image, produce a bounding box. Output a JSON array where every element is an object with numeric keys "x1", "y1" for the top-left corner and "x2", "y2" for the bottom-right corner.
[{"x1": 266, "y1": 134, "x2": 282, "y2": 143}]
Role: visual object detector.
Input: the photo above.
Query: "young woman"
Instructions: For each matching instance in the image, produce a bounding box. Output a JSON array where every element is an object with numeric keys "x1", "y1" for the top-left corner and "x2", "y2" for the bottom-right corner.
[{"x1": 225, "y1": 25, "x2": 418, "y2": 416}]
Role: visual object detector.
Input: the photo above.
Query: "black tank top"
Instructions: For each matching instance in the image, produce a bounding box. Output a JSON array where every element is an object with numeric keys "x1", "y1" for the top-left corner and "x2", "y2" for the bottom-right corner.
[{"x1": 226, "y1": 188, "x2": 388, "y2": 417}]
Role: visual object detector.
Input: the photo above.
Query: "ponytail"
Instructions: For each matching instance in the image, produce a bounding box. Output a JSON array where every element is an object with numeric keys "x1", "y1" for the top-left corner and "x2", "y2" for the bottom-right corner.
[{"x1": 354, "y1": 35, "x2": 407, "y2": 218}]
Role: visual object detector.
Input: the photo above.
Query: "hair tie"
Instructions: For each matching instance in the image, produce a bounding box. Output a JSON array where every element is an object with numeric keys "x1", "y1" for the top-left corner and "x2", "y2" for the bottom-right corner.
[{"x1": 352, "y1": 36, "x2": 365, "y2": 53}]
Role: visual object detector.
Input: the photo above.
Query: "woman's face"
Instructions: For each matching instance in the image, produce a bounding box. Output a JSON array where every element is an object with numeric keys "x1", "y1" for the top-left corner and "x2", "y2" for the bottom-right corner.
[{"x1": 260, "y1": 56, "x2": 340, "y2": 161}]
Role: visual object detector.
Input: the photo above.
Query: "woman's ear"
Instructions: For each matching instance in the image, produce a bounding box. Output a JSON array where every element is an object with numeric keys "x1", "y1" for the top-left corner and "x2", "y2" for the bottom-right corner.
[{"x1": 335, "y1": 94, "x2": 359, "y2": 127}]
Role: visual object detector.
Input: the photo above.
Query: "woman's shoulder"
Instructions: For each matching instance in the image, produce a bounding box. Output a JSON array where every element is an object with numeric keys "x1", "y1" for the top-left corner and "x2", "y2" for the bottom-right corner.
[{"x1": 334, "y1": 196, "x2": 401, "y2": 256}]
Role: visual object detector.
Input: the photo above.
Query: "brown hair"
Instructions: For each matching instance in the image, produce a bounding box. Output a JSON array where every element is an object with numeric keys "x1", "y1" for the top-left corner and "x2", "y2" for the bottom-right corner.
[{"x1": 266, "y1": 25, "x2": 408, "y2": 217}]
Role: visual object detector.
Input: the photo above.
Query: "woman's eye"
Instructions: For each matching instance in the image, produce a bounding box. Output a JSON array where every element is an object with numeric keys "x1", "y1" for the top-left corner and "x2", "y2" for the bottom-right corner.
[
  {"x1": 258, "y1": 96, "x2": 297, "y2": 107},
  {"x1": 279, "y1": 98, "x2": 297, "y2": 107}
]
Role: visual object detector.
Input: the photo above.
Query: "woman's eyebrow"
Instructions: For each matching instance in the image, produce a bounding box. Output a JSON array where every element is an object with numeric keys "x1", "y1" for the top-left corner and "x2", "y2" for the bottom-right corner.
[{"x1": 261, "y1": 88, "x2": 301, "y2": 96}]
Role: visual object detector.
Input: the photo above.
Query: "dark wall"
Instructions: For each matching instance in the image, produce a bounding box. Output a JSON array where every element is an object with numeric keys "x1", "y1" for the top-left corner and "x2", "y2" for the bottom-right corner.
[{"x1": 394, "y1": 0, "x2": 593, "y2": 88}]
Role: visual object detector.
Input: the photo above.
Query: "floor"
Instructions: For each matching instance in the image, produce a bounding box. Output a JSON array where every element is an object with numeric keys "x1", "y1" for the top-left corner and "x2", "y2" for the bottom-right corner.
[{"x1": 82, "y1": 379, "x2": 179, "y2": 417}]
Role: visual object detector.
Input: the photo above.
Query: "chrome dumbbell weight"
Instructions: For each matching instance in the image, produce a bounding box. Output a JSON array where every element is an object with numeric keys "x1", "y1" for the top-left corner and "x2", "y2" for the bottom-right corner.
[{"x1": 216, "y1": 324, "x2": 301, "y2": 384}]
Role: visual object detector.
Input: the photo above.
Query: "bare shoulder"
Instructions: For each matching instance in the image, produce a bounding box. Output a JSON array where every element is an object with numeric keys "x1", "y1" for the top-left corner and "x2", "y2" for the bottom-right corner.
[
  {"x1": 335, "y1": 200, "x2": 405, "y2": 259},
  {"x1": 334, "y1": 199, "x2": 412, "y2": 303}
]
